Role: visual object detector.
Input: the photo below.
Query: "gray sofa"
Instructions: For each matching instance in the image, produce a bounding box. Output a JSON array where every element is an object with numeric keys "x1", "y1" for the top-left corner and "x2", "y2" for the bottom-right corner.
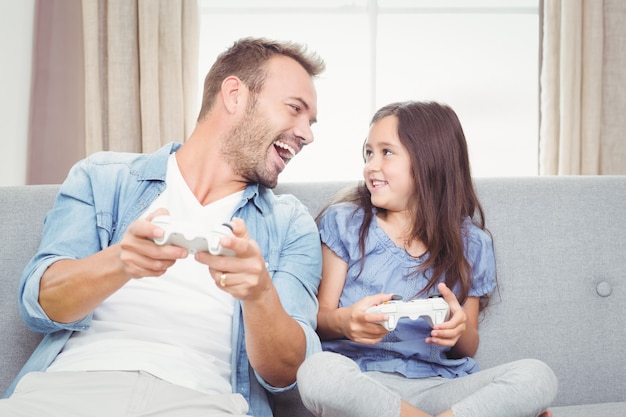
[{"x1": 1, "y1": 177, "x2": 625, "y2": 416}]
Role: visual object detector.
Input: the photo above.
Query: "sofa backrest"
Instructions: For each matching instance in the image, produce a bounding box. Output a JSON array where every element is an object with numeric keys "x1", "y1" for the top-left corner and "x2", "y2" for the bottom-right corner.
[
  {"x1": 280, "y1": 177, "x2": 626, "y2": 406},
  {"x1": 472, "y1": 177, "x2": 625, "y2": 406},
  {"x1": 1, "y1": 177, "x2": 625, "y2": 407},
  {"x1": 0, "y1": 184, "x2": 58, "y2": 394}
]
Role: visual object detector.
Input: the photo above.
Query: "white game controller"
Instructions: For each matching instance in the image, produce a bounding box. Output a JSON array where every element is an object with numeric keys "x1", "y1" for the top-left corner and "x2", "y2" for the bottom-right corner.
[
  {"x1": 151, "y1": 215, "x2": 236, "y2": 256},
  {"x1": 365, "y1": 297, "x2": 450, "y2": 330}
]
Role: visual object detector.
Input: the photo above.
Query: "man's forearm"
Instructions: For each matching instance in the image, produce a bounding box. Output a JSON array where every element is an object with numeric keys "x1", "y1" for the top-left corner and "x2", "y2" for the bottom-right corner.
[
  {"x1": 38, "y1": 245, "x2": 129, "y2": 323},
  {"x1": 242, "y1": 285, "x2": 307, "y2": 387}
]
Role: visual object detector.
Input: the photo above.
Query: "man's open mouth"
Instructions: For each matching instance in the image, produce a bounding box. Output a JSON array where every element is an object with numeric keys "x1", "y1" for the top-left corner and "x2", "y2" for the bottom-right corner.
[{"x1": 274, "y1": 140, "x2": 296, "y2": 164}]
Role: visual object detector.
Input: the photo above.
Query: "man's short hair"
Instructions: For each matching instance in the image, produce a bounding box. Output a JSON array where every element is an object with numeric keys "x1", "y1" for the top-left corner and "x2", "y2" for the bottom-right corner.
[{"x1": 197, "y1": 37, "x2": 326, "y2": 121}]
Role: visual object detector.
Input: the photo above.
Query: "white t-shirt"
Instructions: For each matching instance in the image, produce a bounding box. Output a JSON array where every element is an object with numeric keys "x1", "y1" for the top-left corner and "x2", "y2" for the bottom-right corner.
[{"x1": 47, "y1": 154, "x2": 242, "y2": 395}]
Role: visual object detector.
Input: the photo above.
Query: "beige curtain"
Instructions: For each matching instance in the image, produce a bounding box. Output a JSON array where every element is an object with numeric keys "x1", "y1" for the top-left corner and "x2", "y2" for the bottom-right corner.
[
  {"x1": 540, "y1": 0, "x2": 626, "y2": 175},
  {"x1": 27, "y1": 0, "x2": 85, "y2": 185},
  {"x1": 82, "y1": 0, "x2": 199, "y2": 155},
  {"x1": 28, "y1": 0, "x2": 199, "y2": 184}
]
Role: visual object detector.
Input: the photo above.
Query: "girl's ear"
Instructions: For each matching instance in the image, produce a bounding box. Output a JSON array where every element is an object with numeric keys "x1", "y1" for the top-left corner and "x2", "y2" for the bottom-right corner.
[{"x1": 220, "y1": 76, "x2": 246, "y2": 114}]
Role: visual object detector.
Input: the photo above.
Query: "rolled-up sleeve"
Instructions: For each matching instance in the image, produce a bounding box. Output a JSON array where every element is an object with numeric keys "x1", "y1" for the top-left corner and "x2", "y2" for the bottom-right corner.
[
  {"x1": 252, "y1": 195, "x2": 323, "y2": 392},
  {"x1": 18, "y1": 159, "x2": 104, "y2": 334}
]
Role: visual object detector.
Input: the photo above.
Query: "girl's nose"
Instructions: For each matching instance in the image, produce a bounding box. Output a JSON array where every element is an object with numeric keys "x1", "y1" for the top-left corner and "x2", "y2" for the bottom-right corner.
[{"x1": 364, "y1": 162, "x2": 378, "y2": 175}]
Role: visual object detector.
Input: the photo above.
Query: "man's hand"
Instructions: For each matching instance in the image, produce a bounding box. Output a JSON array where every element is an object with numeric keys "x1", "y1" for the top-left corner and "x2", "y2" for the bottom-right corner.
[
  {"x1": 195, "y1": 218, "x2": 273, "y2": 301},
  {"x1": 119, "y1": 209, "x2": 188, "y2": 279}
]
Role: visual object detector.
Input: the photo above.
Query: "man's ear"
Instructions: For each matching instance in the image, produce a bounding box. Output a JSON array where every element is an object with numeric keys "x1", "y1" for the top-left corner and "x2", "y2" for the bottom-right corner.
[{"x1": 220, "y1": 76, "x2": 245, "y2": 114}]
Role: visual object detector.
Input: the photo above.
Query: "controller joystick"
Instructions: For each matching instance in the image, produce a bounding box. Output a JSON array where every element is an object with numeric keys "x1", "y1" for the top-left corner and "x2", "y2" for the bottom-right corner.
[
  {"x1": 152, "y1": 215, "x2": 235, "y2": 256},
  {"x1": 365, "y1": 296, "x2": 450, "y2": 330}
]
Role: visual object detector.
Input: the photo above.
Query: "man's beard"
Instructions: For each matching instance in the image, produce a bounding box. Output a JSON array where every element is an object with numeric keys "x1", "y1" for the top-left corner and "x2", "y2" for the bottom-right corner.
[{"x1": 220, "y1": 104, "x2": 281, "y2": 189}]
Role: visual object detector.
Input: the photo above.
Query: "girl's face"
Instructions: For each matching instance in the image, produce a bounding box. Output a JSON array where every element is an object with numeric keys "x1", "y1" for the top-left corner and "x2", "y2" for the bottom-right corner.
[{"x1": 363, "y1": 115, "x2": 415, "y2": 212}]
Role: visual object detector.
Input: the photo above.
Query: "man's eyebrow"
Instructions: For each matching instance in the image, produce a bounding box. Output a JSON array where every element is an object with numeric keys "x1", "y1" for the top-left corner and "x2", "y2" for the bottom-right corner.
[
  {"x1": 291, "y1": 97, "x2": 310, "y2": 111},
  {"x1": 292, "y1": 97, "x2": 317, "y2": 124}
]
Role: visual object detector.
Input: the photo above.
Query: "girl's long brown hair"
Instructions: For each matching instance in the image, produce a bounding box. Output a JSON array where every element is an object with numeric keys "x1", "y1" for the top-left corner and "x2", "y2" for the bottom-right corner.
[{"x1": 318, "y1": 101, "x2": 491, "y2": 308}]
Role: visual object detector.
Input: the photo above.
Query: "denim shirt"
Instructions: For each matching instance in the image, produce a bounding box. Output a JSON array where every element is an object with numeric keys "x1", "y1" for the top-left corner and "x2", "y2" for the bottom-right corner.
[
  {"x1": 6, "y1": 143, "x2": 322, "y2": 417},
  {"x1": 318, "y1": 202, "x2": 496, "y2": 379}
]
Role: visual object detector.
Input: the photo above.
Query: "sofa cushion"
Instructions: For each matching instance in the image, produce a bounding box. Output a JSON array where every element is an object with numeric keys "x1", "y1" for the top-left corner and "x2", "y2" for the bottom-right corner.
[{"x1": 552, "y1": 402, "x2": 626, "y2": 417}]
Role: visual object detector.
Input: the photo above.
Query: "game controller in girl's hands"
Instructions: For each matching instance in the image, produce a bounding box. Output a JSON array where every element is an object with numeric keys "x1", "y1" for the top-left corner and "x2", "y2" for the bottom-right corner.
[
  {"x1": 151, "y1": 215, "x2": 236, "y2": 256},
  {"x1": 366, "y1": 297, "x2": 450, "y2": 330}
]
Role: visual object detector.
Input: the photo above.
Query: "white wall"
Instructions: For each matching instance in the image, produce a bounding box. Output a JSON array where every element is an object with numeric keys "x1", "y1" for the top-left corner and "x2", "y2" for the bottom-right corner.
[{"x1": 0, "y1": 0, "x2": 35, "y2": 186}]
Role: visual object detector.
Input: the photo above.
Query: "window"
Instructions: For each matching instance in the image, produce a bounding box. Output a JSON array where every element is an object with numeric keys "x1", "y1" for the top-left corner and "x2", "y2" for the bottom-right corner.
[{"x1": 198, "y1": 0, "x2": 539, "y2": 182}]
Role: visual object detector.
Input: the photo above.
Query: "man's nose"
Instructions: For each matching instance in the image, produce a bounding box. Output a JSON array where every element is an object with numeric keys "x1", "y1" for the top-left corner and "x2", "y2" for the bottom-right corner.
[{"x1": 295, "y1": 118, "x2": 314, "y2": 146}]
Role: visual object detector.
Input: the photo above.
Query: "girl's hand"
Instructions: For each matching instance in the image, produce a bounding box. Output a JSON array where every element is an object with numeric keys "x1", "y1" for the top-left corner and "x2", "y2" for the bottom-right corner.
[
  {"x1": 425, "y1": 283, "x2": 468, "y2": 347},
  {"x1": 341, "y1": 293, "x2": 392, "y2": 345}
]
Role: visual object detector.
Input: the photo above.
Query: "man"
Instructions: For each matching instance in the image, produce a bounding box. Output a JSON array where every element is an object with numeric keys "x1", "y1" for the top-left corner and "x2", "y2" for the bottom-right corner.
[{"x1": 1, "y1": 37, "x2": 325, "y2": 417}]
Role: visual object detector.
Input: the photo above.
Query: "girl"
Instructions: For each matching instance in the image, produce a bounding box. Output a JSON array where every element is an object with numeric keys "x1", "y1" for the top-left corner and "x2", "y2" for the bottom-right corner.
[{"x1": 297, "y1": 101, "x2": 557, "y2": 417}]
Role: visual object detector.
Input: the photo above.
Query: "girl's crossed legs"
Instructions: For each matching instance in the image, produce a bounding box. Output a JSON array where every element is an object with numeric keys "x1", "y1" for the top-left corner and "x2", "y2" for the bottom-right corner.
[{"x1": 297, "y1": 351, "x2": 557, "y2": 417}]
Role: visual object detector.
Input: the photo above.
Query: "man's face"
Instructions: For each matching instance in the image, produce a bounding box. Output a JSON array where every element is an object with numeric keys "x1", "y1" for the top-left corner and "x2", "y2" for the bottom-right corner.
[{"x1": 220, "y1": 56, "x2": 318, "y2": 188}]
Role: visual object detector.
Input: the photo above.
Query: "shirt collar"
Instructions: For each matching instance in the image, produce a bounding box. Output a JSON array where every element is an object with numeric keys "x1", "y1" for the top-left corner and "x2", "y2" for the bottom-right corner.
[{"x1": 138, "y1": 142, "x2": 182, "y2": 181}]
